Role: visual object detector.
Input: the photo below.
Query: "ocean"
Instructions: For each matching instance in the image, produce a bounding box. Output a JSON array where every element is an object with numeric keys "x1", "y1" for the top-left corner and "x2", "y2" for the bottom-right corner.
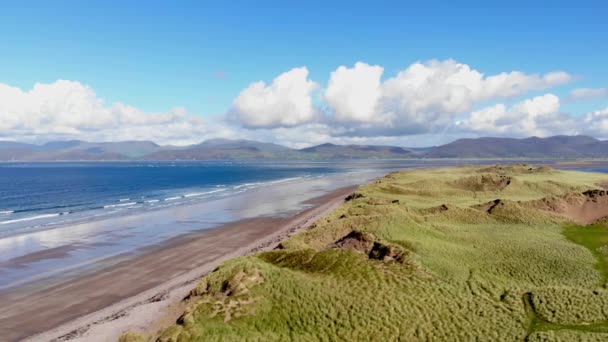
[{"x1": 0, "y1": 161, "x2": 392, "y2": 238}]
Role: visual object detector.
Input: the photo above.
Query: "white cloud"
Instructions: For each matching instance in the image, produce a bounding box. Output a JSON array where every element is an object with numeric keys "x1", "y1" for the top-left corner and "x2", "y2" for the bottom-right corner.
[
  {"x1": 0, "y1": 80, "x2": 215, "y2": 145},
  {"x1": 569, "y1": 87, "x2": 608, "y2": 100},
  {"x1": 318, "y1": 59, "x2": 572, "y2": 136},
  {"x1": 227, "y1": 67, "x2": 319, "y2": 128},
  {"x1": 1, "y1": 59, "x2": 600, "y2": 149},
  {"x1": 324, "y1": 62, "x2": 384, "y2": 123},
  {"x1": 456, "y1": 94, "x2": 578, "y2": 137},
  {"x1": 582, "y1": 107, "x2": 608, "y2": 139}
]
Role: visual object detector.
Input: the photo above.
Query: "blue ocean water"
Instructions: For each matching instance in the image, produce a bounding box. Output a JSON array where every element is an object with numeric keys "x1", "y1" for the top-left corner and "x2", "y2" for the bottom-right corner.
[{"x1": 0, "y1": 161, "x2": 408, "y2": 237}]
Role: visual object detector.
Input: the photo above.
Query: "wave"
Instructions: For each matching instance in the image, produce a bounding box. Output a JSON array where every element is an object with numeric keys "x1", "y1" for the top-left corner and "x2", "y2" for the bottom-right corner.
[
  {"x1": 234, "y1": 182, "x2": 262, "y2": 190},
  {"x1": 119, "y1": 198, "x2": 130, "y2": 202},
  {"x1": 104, "y1": 202, "x2": 137, "y2": 209},
  {"x1": 233, "y1": 177, "x2": 304, "y2": 190},
  {"x1": 164, "y1": 196, "x2": 181, "y2": 201},
  {"x1": 146, "y1": 199, "x2": 160, "y2": 203},
  {"x1": 0, "y1": 213, "x2": 63, "y2": 225},
  {"x1": 183, "y1": 188, "x2": 227, "y2": 198},
  {"x1": 268, "y1": 177, "x2": 303, "y2": 184},
  {"x1": 12, "y1": 204, "x2": 74, "y2": 214},
  {"x1": 0, "y1": 210, "x2": 14, "y2": 215}
]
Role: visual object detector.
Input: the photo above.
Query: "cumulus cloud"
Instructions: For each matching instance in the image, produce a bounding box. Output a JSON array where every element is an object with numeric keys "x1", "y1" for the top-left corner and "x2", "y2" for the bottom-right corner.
[
  {"x1": 456, "y1": 94, "x2": 579, "y2": 137},
  {"x1": 569, "y1": 87, "x2": 608, "y2": 100},
  {"x1": 321, "y1": 59, "x2": 572, "y2": 136},
  {"x1": 581, "y1": 107, "x2": 608, "y2": 139},
  {"x1": 324, "y1": 62, "x2": 384, "y2": 123},
  {"x1": 0, "y1": 80, "x2": 214, "y2": 145},
  {"x1": 227, "y1": 60, "x2": 572, "y2": 137},
  {"x1": 1, "y1": 59, "x2": 600, "y2": 148},
  {"x1": 227, "y1": 67, "x2": 319, "y2": 128}
]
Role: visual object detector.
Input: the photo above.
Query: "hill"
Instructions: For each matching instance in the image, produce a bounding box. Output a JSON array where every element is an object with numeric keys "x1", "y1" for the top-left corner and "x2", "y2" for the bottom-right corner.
[
  {"x1": 0, "y1": 135, "x2": 607, "y2": 161},
  {"x1": 426, "y1": 135, "x2": 607, "y2": 158},
  {"x1": 299, "y1": 143, "x2": 415, "y2": 159},
  {"x1": 130, "y1": 165, "x2": 608, "y2": 341},
  {"x1": 196, "y1": 139, "x2": 291, "y2": 153}
]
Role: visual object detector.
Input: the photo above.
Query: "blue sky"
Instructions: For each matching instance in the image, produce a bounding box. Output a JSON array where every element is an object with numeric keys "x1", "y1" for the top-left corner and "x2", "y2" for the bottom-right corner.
[{"x1": 0, "y1": 1, "x2": 607, "y2": 146}]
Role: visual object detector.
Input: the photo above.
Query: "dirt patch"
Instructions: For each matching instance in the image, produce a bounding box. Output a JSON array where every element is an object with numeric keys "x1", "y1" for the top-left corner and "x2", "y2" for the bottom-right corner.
[
  {"x1": 450, "y1": 174, "x2": 512, "y2": 192},
  {"x1": 531, "y1": 190, "x2": 608, "y2": 224},
  {"x1": 330, "y1": 231, "x2": 375, "y2": 253},
  {"x1": 328, "y1": 231, "x2": 408, "y2": 263},
  {"x1": 599, "y1": 183, "x2": 608, "y2": 190},
  {"x1": 479, "y1": 164, "x2": 553, "y2": 175},
  {"x1": 345, "y1": 192, "x2": 364, "y2": 201},
  {"x1": 475, "y1": 199, "x2": 504, "y2": 214},
  {"x1": 421, "y1": 204, "x2": 451, "y2": 215},
  {"x1": 366, "y1": 198, "x2": 398, "y2": 205}
]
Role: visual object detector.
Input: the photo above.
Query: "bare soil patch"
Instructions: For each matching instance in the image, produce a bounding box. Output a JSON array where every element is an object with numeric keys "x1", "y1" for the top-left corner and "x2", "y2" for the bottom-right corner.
[{"x1": 531, "y1": 190, "x2": 608, "y2": 224}]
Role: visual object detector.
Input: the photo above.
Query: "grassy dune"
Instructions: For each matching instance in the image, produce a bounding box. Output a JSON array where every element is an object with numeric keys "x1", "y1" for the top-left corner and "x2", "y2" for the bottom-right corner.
[{"x1": 134, "y1": 165, "x2": 608, "y2": 341}]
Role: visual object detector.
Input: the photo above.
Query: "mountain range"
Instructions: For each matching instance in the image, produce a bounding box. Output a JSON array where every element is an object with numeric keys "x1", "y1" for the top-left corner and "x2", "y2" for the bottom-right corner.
[{"x1": 0, "y1": 135, "x2": 606, "y2": 161}]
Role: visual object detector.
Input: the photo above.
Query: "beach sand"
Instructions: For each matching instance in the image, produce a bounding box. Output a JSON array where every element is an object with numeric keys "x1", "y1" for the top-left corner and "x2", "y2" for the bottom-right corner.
[{"x1": 0, "y1": 186, "x2": 355, "y2": 342}]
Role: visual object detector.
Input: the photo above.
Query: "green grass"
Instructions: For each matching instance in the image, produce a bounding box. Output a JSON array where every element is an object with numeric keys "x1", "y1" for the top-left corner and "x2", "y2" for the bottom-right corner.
[
  {"x1": 564, "y1": 224, "x2": 608, "y2": 287},
  {"x1": 140, "y1": 164, "x2": 608, "y2": 342}
]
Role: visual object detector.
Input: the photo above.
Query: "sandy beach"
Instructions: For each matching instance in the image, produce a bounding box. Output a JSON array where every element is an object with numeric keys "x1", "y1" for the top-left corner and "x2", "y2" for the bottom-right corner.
[{"x1": 0, "y1": 185, "x2": 356, "y2": 342}]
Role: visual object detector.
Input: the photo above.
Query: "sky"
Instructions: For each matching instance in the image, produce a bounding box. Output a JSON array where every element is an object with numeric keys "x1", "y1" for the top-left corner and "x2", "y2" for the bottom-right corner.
[{"x1": 0, "y1": 0, "x2": 607, "y2": 147}]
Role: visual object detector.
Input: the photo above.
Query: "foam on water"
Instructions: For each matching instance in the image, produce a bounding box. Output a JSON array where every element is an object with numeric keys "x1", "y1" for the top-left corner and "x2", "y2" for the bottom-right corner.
[
  {"x1": 104, "y1": 202, "x2": 137, "y2": 209},
  {"x1": 183, "y1": 188, "x2": 227, "y2": 198},
  {"x1": 0, "y1": 213, "x2": 62, "y2": 225}
]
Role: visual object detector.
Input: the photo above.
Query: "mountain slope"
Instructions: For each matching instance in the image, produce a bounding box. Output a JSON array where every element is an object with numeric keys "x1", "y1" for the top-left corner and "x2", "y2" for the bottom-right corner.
[
  {"x1": 425, "y1": 135, "x2": 607, "y2": 158},
  {"x1": 141, "y1": 147, "x2": 274, "y2": 160},
  {"x1": 196, "y1": 139, "x2": 292, "y2": 153},
  {"x1": 0, "y1": 135, "x2": 606, "y2": 161},
  {"x1": 300, "y1": 143, "x2": 414, "y2": 159},
  {"x1": 0, "y1": 141, "x2": 37, "y2": 149}
]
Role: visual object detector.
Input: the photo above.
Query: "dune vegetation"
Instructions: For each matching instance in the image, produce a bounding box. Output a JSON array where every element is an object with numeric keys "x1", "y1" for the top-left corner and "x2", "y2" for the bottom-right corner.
[{"x1": 130, "y1": 165, "x2": 608, "y2": 341}]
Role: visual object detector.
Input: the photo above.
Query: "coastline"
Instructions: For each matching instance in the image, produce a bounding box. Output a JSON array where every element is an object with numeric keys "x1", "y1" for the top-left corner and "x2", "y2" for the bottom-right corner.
[{"x1": 2, "y1": 185, "x2": 357, "y2": 342}]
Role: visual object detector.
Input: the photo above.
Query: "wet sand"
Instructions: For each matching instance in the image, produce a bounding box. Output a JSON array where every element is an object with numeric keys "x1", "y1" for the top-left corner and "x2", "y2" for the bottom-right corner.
[{"x1": 0, "y1": 186, "x2": 356, "y2": 342}]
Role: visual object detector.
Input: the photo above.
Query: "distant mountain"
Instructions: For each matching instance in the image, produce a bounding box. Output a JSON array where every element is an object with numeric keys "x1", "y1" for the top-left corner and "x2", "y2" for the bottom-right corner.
[
  {"x1": 42, "y1": 140, "x2": 84, "y2": 150},
  {"x1": 425, "y1": 135, "x2": 607, "y2": 158},
  {"x1": 0, "y1": 135, "x2": 606, "y2": 161},
  {"x1": 141, "y1": 139, "x2": 297, "y2": 160},
  {"x1": 40, "y1": 140, "x2": 163, "y2": 157},
  {"x1": 195, "y1": 139, "x2": 291, "y2": 153},
  {"x1": 0, "y1": 140, "x2": 161, "y2": 160},
  {"x1": 300, "y1": 143, "x2": 414, "y2": 159},
  {"x1": 0, "y1": 141, "x2": 37, "y2": 149},
  {"x1": 142, "y1": 146, "x2": 275, "y2": 161}
]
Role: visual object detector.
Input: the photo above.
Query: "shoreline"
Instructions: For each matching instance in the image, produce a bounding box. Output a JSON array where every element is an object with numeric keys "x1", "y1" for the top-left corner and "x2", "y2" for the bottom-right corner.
[{"x1": 2, "y1": 185, "x2": 357, "y2": 342}]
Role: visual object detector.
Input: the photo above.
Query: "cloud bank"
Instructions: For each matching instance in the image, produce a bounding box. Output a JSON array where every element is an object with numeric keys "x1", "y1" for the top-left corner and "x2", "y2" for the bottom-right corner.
[
  {"x1": 569, "y1": 87, "x2": 608, "y2": 100},
  {"x1": 456, "y1": 94, "x2": 577, "y2": 137},
  {"x1": 0, "y1": 59, "x2": 605, "y2": 146},
  {"x1": 0, "y1": 80, "x2": 215, "y2": 145}
]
